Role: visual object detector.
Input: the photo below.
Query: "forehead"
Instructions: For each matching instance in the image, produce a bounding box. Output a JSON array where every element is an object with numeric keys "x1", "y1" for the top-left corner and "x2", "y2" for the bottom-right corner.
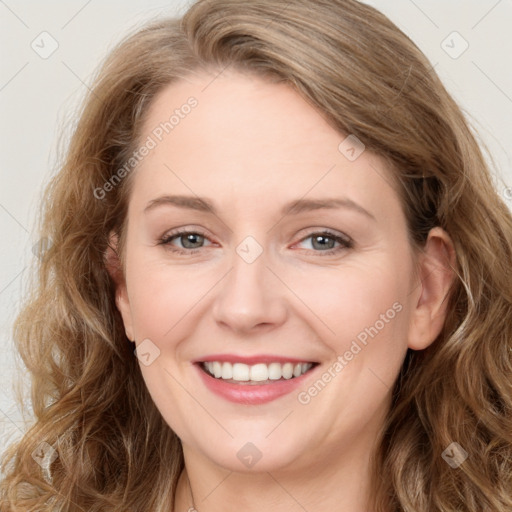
[{"x1": 129, "y1": 69, "x2": 400, "y2": 218}]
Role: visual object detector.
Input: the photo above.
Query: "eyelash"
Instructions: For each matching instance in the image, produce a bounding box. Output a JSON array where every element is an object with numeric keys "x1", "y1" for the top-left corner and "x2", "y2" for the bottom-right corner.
[{"x1": 158, "y1": 228, "x2": 353, "y2": 256}]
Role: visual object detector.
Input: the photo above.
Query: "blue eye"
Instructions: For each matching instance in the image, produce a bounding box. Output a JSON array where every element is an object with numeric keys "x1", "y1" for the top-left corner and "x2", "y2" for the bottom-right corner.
[
  {"x1": 158, "y1": 229, "x2": 352, "y2": 256},
  {"x1": 295, "y1": 231, "x2": 353, "y2": 255},
  {"x1": 158, "y1": 230, "x2": 212, "y2": 255}
]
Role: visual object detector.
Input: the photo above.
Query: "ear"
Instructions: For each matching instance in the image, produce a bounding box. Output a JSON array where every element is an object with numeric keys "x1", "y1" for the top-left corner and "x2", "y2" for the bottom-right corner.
[
  {"x1": 408, "y1": 227, "x2": 456, "y2": 351},
  {"x1": 105, "y1": 231, "x2": 135, "y2": 342}
]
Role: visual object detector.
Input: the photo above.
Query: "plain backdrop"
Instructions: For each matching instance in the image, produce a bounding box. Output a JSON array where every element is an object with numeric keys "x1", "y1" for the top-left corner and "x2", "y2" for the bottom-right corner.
[{"x1": 1, "y1": 0, "x2": 511, "y2": 456}]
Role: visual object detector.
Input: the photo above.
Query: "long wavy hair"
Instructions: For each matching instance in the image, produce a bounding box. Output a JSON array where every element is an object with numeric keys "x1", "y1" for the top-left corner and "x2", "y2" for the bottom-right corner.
[{"x1": 2, "y1": 0, "x2": 511, "y2": 510}]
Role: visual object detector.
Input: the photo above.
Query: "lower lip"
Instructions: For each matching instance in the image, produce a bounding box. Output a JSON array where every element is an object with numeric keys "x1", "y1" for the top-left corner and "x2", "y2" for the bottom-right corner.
[{"x1": 195, "y1": 364, "x2": 316, "y2": 405}]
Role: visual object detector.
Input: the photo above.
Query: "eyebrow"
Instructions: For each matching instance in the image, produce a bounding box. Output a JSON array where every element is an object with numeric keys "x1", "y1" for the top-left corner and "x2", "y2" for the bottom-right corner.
[{"x1": 144, "y1": 195, "x2": 376, "y2": 221}]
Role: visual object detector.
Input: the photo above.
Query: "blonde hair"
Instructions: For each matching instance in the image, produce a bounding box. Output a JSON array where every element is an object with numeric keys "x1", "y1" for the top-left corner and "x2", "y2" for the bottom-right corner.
[{"x1": 2, "y1": 0, "x2": 511, "y2": 510}]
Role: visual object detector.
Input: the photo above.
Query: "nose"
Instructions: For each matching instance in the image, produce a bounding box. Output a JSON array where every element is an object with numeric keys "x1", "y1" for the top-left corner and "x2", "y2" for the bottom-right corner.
[{"x1": 211, "y1": 245, "x2": 288, "y2": 335}]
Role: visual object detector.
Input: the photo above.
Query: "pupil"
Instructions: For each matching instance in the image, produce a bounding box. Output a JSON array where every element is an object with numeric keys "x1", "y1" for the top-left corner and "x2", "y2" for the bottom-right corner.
[
  {"x1": 179, "y1": 234, "x2": 335, "y2": 250},
  {"x1": 313, "y1": 234, "x2": 334, "y2": 250},
  {"x1": 183, "y1": 233, "x2": 203, "y2": 248}
]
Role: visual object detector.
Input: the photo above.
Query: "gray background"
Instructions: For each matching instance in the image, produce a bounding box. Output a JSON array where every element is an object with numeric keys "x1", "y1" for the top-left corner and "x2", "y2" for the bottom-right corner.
[{"x1": 1, "y1": 0, "x2": 511, "y2": 457}]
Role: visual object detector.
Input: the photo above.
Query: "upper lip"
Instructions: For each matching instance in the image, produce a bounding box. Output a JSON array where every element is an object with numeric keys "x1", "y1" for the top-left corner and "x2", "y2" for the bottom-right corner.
[{"x1": 193, "y1": 354, "x2": 318, "y2": 365}]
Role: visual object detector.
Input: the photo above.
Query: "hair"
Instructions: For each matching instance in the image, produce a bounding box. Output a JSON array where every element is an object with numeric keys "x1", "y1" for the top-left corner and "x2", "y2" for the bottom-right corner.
[{"x1": 1, "y1": 0, "x2": 511, "y2": 510}]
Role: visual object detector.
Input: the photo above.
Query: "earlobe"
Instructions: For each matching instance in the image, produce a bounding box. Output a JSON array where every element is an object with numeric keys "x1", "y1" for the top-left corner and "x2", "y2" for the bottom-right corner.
[
  {"x1": 407, "y1": 227, "x2": 457, "y2": 351},
  {"x1": 115, "y1": 287, "x2": 135, "y2": 342},
  {"x1": 105, "y1": 232, "x2": 135, "y2": 342}
]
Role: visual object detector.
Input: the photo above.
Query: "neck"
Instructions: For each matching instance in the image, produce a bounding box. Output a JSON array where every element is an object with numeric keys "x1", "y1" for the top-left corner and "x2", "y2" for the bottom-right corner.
[{"x1": 174, "y1": 424, "x2": 384, "y2": 512}]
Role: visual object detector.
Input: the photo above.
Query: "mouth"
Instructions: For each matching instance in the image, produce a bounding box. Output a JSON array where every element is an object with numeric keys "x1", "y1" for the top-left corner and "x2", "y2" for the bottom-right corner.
[
  {"x1": 194, "y1": 356, "x2": 320, "y2": 404},
  {"x1": 199, "y1": 360, "x2": 317, "y2": 385}
]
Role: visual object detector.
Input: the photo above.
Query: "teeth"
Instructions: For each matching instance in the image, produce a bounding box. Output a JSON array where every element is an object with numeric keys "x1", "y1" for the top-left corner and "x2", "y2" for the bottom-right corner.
[
  {"x1": 250, "y1": 363, "x2": 268, "y2": 382},
  {"x1": 282, "y1": 362, "x2": 293, "y2": 379},
  {"x1": 221, "y1": 362, "x2": 233, "y2": 379},
  {"x1": 232, "y1": 363, "x2": 249, "y2": 381},
  {"x1": 213, "y1": 361, "x2": 222, "y2": 378},
  {"x1": 202, "y1": 361, "x2": 314, "y2": 382},
  {"x1": 268, "y1": 362, "x2": 282, "y2": 380}
]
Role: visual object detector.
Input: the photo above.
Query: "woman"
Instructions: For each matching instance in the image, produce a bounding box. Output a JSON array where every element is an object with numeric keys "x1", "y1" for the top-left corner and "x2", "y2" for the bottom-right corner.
[{"x1": 1, "y1": 0, "x2": 511, "y2": 510}]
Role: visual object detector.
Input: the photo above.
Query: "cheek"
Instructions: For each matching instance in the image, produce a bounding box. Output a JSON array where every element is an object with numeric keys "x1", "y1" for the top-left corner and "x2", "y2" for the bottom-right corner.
[
  {"x1": 123, "y1": 238, "x2": 415, "y2": 447},
  {"x1": 292, "y1": 259, "x2": 412, "y2": 423},
  {"x1": 289, "y1": 256, "x2": 412, "y2": 351},
  {"x1": 126, "y1": 245, "x2": 414, "y2": 355},
  {"x1": 290, "y1": 256, "x2": 413, "y2": 419},
  {"x1": 125, "y1": 246, "x2": 218, "y2": 341}
]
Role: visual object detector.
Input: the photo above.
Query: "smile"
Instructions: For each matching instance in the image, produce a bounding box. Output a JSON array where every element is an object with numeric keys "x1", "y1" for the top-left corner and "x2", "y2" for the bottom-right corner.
[
  {"x1": 194, "y1": 356, "x2": 319, "y2": 404},
  {"x1": 201, "y1": 361, "x2": 315, "y2": 383}
]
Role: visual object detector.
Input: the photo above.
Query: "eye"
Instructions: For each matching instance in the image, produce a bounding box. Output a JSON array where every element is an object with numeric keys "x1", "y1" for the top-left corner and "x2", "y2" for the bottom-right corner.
[
  {"x1": 158, "y1": 229, "x2": 213, "y2": 255},
  {"x1": 294, "y1": 230, "x2": 353, "y2": 256},
  {"x1": 157, "y1": 228, "x2": 353, "y2": 257}
]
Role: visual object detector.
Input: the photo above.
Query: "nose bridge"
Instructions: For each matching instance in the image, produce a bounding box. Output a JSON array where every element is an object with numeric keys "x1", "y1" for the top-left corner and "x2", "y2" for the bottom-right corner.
[{"x1": 211, "y1": 235, "x2": 287, "y2": 332}]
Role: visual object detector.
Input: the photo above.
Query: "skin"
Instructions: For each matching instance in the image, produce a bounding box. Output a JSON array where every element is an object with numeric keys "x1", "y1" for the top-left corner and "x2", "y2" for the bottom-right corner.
[{"x1": 109, "y1": 69, "x2": 455, "y2": 512}]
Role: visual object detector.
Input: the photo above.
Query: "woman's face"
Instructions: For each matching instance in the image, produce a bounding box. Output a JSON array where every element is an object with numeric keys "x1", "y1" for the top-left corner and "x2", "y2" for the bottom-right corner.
[{"x1": 113, "y1": 69, "x2": 443, "y2": 474}]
